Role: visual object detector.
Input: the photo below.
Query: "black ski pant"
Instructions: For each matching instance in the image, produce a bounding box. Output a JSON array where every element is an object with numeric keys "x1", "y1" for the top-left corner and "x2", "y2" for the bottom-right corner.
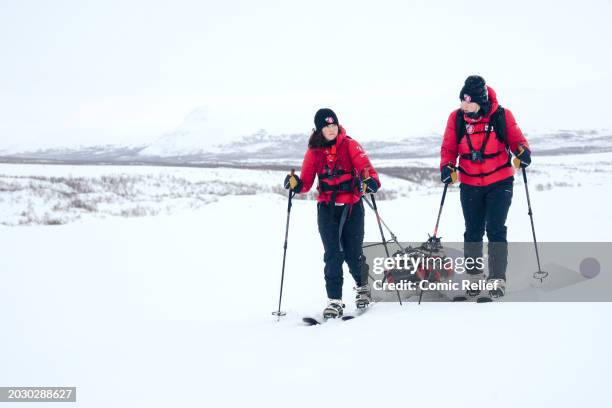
[
  {"x1": 460, "y1": 177, "x2": 513, "y2": 280},
  {"x1": 317, "y1": 200, "x2": 366, "y2": 300}
]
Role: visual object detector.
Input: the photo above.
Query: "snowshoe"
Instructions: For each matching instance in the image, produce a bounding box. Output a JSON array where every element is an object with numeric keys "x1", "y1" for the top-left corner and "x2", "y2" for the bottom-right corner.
[
  {"x1": 355, "y1": 285, "x2": 371, "y2": 309},
  {"x1": 323, "y1": 299, "x2": 345, "y2": 319}
]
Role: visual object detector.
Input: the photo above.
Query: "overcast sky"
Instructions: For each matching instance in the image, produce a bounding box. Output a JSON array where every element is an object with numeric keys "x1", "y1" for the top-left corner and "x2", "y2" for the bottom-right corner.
[{"x1": 1, "y1": 0, "x2": 611, "y2": 149}]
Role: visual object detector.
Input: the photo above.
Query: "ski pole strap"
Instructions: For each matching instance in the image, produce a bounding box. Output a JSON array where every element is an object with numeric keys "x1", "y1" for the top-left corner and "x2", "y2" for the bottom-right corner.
[{"x1": 287, "y1": 190, "x2": 295, "y2": 211}]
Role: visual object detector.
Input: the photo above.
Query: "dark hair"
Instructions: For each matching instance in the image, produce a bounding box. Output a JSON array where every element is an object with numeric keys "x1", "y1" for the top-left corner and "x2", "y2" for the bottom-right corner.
[
  {"x1": 308, "y1": 128, "x2": 327, "y2": 148},
  {"x1": 480, "y1": 101, "x2": 492, "y2": 117}
]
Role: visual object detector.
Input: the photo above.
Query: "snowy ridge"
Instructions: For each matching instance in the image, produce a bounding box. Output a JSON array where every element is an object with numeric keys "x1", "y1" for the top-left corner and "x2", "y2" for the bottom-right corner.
[
  {"x1": 3, "y1": 128, "x2": 611, "y2": 164},
  {"x1": 138, "y1": 127, "x2": 612, "y2": 160}
]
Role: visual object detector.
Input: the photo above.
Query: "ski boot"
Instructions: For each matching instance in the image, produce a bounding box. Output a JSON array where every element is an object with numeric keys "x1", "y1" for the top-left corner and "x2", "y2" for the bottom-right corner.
[
  {"x1": 323, "y1": 299, "x2": 345, "y2": 319},
  {"x1": 355, "y1": 285, "x2": 371, "y2": 309},
  {"x1": 465, "y1": 271, "x2": 487, "y2": 297},
  {"x1": 446, "y1": 275, "x2": 470, "y2": 301},
  {"x1": 488, "y1": 278, "x2": 506, "y2": 299}
]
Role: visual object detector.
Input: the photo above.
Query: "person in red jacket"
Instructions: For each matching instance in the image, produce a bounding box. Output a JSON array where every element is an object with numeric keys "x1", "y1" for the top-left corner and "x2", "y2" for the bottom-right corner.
[
  {"x1": 284, "y1": 108, "x2": 381, "y2": 318},
  {"x1": 440, "y1": 75, "x2": 532, "y2": 299}
]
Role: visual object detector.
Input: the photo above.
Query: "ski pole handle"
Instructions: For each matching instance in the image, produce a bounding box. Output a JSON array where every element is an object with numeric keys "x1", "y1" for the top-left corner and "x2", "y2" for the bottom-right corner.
[
  {"x1": 286, "y1": 168, "x2": 296, "y2": 211},
  {"x1": 285, "y1": 168, "x2": 299, "y2": 197},
  {"x1": 361, "y1": 167, "x2": 370, "y2": 195}
]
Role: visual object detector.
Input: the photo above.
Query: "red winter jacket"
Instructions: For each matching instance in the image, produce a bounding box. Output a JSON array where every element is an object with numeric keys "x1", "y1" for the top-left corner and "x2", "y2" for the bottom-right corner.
[
  {"x1": 298, "y1": 126, "x2": 380, "y2": 205},
  {"x1": 440, "y1": 86, "x2": 530, "y2": 187}
]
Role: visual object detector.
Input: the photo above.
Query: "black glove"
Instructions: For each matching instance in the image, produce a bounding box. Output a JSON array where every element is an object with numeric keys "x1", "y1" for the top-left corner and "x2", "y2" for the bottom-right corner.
[
  {"x1": 441, "y1": 163, "x2": 457, "y2": 184},
  {"x1": 363, "y1": 177, "x2": 379, "y2": 193},
  {"x1": 513, "y1": 146, "x2": 531, "y2": 168},
  {"x1": 283, "y1": 173, "x2": 302, "y2": 192}
]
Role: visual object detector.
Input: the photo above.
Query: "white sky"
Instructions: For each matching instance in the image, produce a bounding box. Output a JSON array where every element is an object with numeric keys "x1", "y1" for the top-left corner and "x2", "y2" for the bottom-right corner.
[{"x1": 1, "y1": 0, "x2": 611, "y2": 149}]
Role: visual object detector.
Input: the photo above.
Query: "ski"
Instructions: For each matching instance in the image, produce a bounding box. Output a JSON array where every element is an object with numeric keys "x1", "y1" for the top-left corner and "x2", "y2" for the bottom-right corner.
[
  {"x1": 341, "y1": 303, "x2": 374, "y2": 320},
  {"x1": 303, "y1": 305, "x2": 372, "y2": 325},
  {"x1": 302, "y1": 316, "x2": 326, "y2": 326},
  {"x1": 302, "y1": 314, "x2": 343, "y2": 325},
  {"x1": 476, "y1": 292, "x2": 505, "y2": 303},
  {"x1": 341, "y1": 310, "x2": 364, "y2": 321}
]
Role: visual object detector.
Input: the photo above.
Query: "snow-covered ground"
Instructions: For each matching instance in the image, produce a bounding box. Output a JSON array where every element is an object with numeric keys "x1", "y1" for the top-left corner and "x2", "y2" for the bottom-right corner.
[
  {"x1": 1, "y1": 152, "x2": 611, "y2": 406},
  {"x1": 0, "y1": 165, "x2": 302, "y2": 225},
  {"x1": 1, "y1": 151, "x2": 611, "y2": 226}
]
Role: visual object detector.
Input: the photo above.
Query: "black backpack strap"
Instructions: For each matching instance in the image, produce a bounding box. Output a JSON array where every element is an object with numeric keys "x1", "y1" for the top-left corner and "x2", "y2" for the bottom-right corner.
[
  {"x1": 458, "y1": 106, "x2": 507, "y2": 145},
  {"x1": 455, "y1": 109, "x2": 465, "y2": 144},
  {"x1": 490, "y1": 106, "x2": 508, "y2": 147},
  {"x1": 478, "y1": 121, "x2": 494, "y2": 156}
]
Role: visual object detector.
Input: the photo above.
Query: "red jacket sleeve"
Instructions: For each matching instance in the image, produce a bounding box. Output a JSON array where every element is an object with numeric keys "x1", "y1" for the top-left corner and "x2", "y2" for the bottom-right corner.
[
  {"x1": 440, "y1": 111, "x2": 459, "y2": 169},
  {"x1": 348, "y1": 139, "x2": 380, "y2": 188},
  {"x1": 504, "y1": 109, "x2": 530, "y2": 153},
  {"x1": 298, "y1": 149, "x2": 317, "y2": 193}
]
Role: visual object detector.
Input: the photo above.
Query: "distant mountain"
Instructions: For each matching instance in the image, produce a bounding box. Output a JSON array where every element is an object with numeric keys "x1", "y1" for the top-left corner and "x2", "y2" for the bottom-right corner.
[
  {"x1": 0, "y1": 145, "x2": 147, "y2": 162},
  {"x1": 2, "y1": 129, "x2": 611, "y2": 166},
  {"x1": 138, "y1": 129, "x2": 312, "y2": 161},
  {"x1": 138, "y1": 108, "x2": 227, "y2": 157},
  {"x1": 525, "y1": 129, "x2": 612, "y2": 156}
]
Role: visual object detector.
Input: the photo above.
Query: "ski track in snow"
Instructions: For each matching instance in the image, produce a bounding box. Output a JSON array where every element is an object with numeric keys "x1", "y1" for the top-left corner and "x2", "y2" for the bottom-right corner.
[{"x1": 1, "y1": 156, "x2": 611, "y2": 407}]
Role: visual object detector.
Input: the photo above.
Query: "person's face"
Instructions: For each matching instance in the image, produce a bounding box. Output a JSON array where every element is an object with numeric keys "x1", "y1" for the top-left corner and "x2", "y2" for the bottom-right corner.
[
  {"x1": 460, "y1": 100, "x2": 480, "y2": 113},
  {"x1": 322, "y1": 124, "x2": 339, "y2": 141}
]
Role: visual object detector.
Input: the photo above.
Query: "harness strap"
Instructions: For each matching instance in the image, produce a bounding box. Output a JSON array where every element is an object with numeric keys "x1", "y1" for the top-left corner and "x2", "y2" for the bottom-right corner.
[
  {"x1": 458, "y1": 159, "x2": 512, "y2": 178},
  {"x1": 464, "y1": 122, "x2": 494, "y2": 162},
  {"x1": 337, "y1": 204, "x2": 351, "y2": 253},
  {"x1": 318, "y1": 169, "x2": 351, "y2": 179},
  {"x1": 319, "y1": 180, "x2": 355, "y2": 192},
  {"x1": 460, "y1": 151, "x2": 504, "y2": 160}
]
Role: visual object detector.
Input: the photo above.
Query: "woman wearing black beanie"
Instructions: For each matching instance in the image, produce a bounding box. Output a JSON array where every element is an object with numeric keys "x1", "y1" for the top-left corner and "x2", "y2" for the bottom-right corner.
[
  {"x1": 283, "y1": 108, "x2": 381, "y2": 318},
  {"x1": 440, "y1": 75, "x2": 532, "y2": 300}
]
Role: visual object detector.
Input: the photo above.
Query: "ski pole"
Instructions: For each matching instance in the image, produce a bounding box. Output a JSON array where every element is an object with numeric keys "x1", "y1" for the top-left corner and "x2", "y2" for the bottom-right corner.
[
  {"x1": 370, "y1": 193, "x2": 390, "y2": 257},
  {"x1": 272, "y1": 169, "x2": 296, "y2": 320},
  {"x1": 370, "y1": 193, "x2": 403, "y2": 305},
  {"x1": 520, "y1": 166, "x2": 548, "y2": 282},
  {"x1": 433, "y1": 183, "x2": 448, "y2": 239},
  {"x1": 362, "y1": 195, "x2": 405, "y2": 252},
  {"x1": 363, "y1": 168, "x2": 402, "y2": 305},
  {"x1": 419, "y1": 183, "x2": 449, "y2": 304},
  {"x1": 422, "y1": 182, "x2": 448, "y2": 253}
]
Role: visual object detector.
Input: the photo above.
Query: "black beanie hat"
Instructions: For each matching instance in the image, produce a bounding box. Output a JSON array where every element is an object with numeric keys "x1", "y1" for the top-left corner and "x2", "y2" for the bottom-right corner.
[
  {"x1": 459, "y1": 75, "x2": 489, "y2": 106},
  {"x1": 314, "y1": 108, "x2": 338, "y2": 131}
]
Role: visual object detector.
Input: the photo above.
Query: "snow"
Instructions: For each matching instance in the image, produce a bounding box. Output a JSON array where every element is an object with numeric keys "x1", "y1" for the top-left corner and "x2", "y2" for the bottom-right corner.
[
  {"x1": 0, "y1": 164, "x2": 301, "y2": 225},
  {"x1": 3, "y1": 150, "x2": 612, "y2": 226},
  {"x1": 1, "y1": 161, "x2": 611, "y2": 407}
]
